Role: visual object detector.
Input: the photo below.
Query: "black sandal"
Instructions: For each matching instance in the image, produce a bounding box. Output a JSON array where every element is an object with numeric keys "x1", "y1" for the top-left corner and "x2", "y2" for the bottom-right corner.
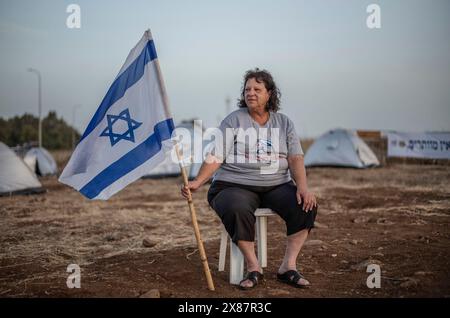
[
  {"x1": 277, "y1": 270, "x2": 310, "y2": 288},
  {"x1": 238, "y1": 271, "x2": 264, "y2": 290}
]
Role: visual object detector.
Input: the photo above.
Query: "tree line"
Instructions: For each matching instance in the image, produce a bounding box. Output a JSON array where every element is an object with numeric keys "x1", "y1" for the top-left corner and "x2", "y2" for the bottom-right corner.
[{"x1": 0, "y1": 112, "x2": 80, "y2": 149}]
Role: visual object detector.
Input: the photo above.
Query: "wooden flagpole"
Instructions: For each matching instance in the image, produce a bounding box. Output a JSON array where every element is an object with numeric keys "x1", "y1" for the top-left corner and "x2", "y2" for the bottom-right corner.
[
  {"x1": 175, "y1": 146, "x2": 215, "y2": 291},
  {"x1": 149, "y1": 30, "x2": 215, "y2": 291}
]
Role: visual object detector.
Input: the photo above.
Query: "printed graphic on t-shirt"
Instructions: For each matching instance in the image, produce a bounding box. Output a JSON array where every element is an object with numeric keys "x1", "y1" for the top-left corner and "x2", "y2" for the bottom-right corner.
[{"x1": 256, "y1": 139, "x2": 273, "y2": 163}]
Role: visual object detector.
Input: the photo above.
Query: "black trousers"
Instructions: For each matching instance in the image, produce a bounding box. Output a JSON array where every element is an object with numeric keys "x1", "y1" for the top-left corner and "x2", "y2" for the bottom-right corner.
[{"x1": 207, "y1": 180, "x2": 317, "y2": 244}]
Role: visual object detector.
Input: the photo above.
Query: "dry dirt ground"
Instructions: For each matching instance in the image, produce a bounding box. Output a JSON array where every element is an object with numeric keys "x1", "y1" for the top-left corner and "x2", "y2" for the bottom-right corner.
[{"x1": 0, "y1": 161, "x2": 449, "y2": 298}]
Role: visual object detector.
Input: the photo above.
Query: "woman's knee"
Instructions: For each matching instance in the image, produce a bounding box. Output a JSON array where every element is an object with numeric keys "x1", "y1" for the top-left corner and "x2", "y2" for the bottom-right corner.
[
  {"x1": 221, "y1": 204, "x2": 256, "y2": 225},
  {"x1": 284, "y1": 203, "x2": 318, "y2": 230},
  {"x1": 212, "y1": 189, "x2": 258, "y2": 216}
]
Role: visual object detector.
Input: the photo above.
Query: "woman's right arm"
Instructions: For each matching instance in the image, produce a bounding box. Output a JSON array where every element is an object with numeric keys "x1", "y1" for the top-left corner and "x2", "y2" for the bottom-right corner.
[{"x1": 180, "y1": 154, "x2": 222, "y2": 199}]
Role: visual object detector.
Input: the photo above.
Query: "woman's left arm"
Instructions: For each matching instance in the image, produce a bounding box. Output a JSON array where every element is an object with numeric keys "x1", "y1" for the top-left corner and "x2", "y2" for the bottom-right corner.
[{"x1": 287, "y1": 155, "x2": 317, "y2": 212}]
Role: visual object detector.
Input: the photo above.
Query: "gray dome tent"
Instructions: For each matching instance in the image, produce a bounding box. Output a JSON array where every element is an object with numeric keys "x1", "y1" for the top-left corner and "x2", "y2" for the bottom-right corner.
[
  {"x1": 304, "y1": 129, "x2": 380, "y2": 168},
  {"x1": 24, "y1": 147, "x2": 58, "y2": 176},
  {"x1": 0, "y1": 142, "x2": 44, "y2": 196},
  {"x1": 143, "y1": 120, "x2": 214, "y2": 180},
  {"x1": 188, "y1": 127, "x2": 214, "y2": 181},
  {"x1": 143, "y1": 121, "x2": 202, "y2": 179}
]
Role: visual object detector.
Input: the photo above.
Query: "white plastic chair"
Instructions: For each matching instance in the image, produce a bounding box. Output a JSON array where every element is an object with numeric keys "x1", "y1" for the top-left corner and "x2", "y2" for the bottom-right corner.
[{"x1": 218, "y1": 208, "x2": 276, "y2": 285}]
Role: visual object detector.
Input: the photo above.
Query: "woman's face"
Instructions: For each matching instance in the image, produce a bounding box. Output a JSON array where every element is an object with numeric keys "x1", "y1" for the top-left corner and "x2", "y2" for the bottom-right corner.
[{"x1": 244, "y1": 77, "x2": 271, "y2": 112}]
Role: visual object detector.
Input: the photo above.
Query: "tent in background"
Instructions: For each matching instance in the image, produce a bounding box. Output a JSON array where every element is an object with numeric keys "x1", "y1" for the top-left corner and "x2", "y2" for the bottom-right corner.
[
  {"x1": 304, "y1": 129, "x2": 380, "y2": 168},
  {"x1": 188, "y1": 162, "x2": 202, "y2": 180},
  {"x1": 143, "y1": 120, "x2": 203, "y2": 179},
  {"x1": 0, "y1": 142, "x2": 44, "y2": 196},
  {"x1": 143, "y1": 119, "x2": 215, "y2": 180},
  {"x1": 188, "y1": 139, "x2": 215, "y2": 180},
  {"x1": 24, "y1": 147, "x2": 58, "y2": 176}
]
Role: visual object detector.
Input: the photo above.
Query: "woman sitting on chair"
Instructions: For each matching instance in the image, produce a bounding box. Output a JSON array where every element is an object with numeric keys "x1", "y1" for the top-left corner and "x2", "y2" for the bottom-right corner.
[{"x1": 181, "y1": 68, "x2": 317, "y2": 290}]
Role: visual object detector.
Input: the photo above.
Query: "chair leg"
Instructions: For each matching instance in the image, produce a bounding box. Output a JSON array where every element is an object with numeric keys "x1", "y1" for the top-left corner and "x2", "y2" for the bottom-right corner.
[
  {"x1": 229, "y1": 238, "x2": 244, "y2": 285},
  {"x1": 256, "y1": 216, "x2": 268, "y2": 268},
  {"x1": 218, "y1": 225, "x2": 228, "y2": 272}
]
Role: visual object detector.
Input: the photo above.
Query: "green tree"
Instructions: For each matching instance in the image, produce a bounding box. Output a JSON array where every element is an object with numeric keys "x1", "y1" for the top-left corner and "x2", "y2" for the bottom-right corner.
[{"x1": 0, "y1": 111, "x2": 80, "y2": 149}]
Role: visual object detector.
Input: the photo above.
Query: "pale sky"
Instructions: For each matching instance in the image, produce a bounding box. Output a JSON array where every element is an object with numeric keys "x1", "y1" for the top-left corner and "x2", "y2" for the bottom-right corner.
[{"x1": 0, "y1": 0, "x2": 449, "y2": 138}]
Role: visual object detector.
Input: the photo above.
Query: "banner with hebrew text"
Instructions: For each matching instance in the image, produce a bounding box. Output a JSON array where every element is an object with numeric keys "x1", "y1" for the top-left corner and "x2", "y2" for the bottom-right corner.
[{"x1": 387, "y1": 132, "x2": 450, "y2": 159}]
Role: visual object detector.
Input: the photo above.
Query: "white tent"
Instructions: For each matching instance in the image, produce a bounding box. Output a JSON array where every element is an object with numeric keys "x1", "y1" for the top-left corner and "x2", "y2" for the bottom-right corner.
[
  {"x1": 187, "y1": 124, "x2": 218, "y2": 180},
  {"x1": 24, "y1": 147, "x2": 58, "y2": 176},
  {"x1": 188, "y1": 162, "x2": 202, "y2": 180},
  {"x1": 143, "y1": 121, "x2": 203, "y2": 179},
  {"x1": 187, "y1": 140, "x2": 215, "y2": 180},
  {"x1": 0, "y1": 142, "x2": 44, "y2": 196},
  {"x1": 304, "y1": 129, "x2": 380, "y2": 168}
]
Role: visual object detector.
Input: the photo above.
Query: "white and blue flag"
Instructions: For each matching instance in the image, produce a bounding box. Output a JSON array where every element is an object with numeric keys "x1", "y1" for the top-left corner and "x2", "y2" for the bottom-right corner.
[{"x1": 59, "y1": 30, "x2": 175, "y2": 200}]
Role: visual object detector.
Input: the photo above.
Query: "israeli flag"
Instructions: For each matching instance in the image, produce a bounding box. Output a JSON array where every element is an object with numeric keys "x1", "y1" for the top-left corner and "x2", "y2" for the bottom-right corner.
[{"x1": 59, "y1": 30, "x2": 175, "y2": 200}]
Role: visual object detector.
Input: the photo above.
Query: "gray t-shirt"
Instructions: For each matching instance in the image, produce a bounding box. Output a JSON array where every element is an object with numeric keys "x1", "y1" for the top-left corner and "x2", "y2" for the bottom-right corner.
[{"x1": 210, "y1": 108, "x2": 303, "y2": 186}]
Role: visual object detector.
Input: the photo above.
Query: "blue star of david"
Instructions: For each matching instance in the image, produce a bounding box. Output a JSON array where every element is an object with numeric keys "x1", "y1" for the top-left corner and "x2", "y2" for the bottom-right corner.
[{"x1": 100, "y1": 108, "x2": 142, "y2": 146}]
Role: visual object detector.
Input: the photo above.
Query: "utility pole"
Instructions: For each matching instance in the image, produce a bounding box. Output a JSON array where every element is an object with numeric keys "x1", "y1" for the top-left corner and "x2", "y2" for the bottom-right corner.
[
  {"x1": 27, "y1": 68, "x2": 42, "y2": 148},
  {"x1": 72, "y1": 105, "x2": 81, "y2": 149},
  {"x1": 225, "y1": 96, "x2": 231, "y2": 115}
]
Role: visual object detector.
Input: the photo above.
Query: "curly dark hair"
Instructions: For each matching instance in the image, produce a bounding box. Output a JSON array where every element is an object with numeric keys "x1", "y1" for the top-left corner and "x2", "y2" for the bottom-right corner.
[{"x1": 238, "y1": 68, "x2": 281, "y2": 112}]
